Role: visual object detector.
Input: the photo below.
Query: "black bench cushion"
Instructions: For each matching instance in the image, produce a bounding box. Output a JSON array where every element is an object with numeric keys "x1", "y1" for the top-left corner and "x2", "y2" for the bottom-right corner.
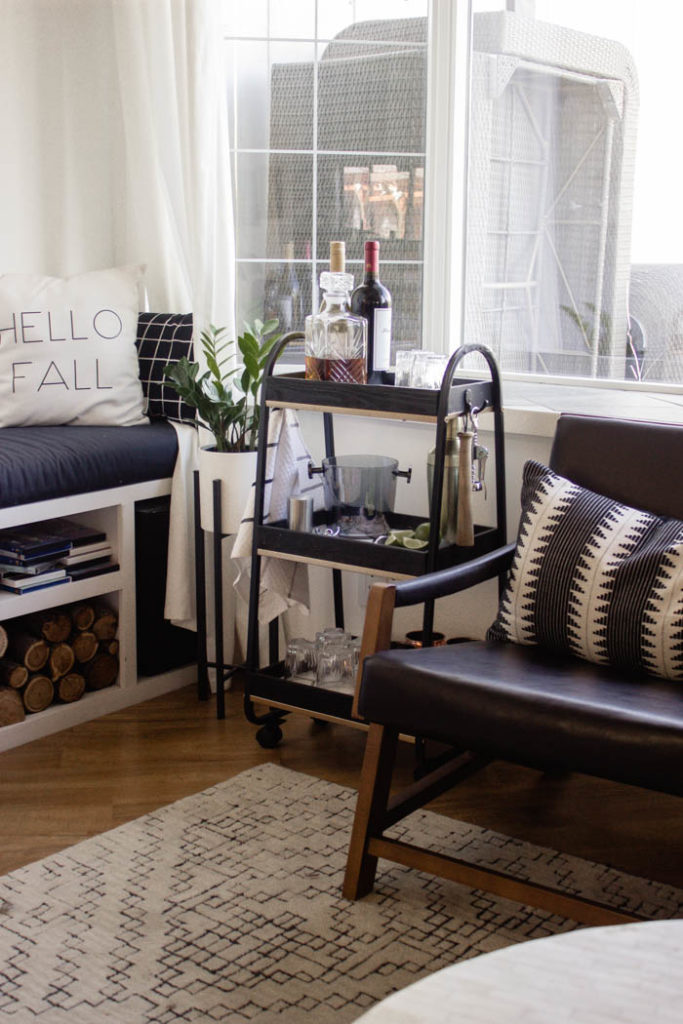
[
  {"x1": 0, "y1": 423, "x2": 178, "y2": 510},
  {"x1": 358, "y1": 641, "x2": 683, "y2": 797}
]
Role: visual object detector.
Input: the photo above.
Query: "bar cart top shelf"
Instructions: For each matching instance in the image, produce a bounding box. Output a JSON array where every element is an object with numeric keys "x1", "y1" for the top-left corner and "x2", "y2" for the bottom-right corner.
[{"x1": 265, "y1": 371, "x2": 496, "y2": 423}]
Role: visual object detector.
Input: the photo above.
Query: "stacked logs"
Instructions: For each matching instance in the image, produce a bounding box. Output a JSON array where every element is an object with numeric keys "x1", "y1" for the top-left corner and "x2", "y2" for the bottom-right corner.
[{"x1": 0, "y1": 603, "x2": 119, "y2": 726}]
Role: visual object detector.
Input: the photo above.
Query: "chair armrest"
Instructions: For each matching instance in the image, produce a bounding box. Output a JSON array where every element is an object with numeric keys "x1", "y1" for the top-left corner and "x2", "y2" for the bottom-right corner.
[
  {"x1": 394, "y1": 542, "x2": 515, "y2": 608},
  {"x1": 351, "y1": 543, "x2": 515, "y2": 719}
]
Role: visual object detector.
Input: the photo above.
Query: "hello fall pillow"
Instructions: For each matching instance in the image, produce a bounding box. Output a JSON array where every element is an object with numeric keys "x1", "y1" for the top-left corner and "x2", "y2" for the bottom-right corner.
[{"x1": 0, "y1": 265, "x2": 148, "y2": 427}]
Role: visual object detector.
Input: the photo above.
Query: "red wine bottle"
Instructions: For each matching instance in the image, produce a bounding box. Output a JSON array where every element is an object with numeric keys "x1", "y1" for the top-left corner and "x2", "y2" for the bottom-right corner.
[{"x1": 350, "y1": 240, "x2": 392, "y2": 379}]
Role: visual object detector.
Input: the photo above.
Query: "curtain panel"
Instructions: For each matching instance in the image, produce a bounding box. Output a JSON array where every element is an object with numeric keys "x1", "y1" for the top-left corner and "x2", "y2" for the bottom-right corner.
[{"x1": 0, "y1": 0, "x2": 234, "y2": 333}]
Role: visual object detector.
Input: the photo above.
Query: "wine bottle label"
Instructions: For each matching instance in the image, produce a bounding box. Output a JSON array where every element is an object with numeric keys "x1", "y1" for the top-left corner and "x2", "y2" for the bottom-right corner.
[{"x1": 373, "y1": 308, "x2": 392, "y2": 371}]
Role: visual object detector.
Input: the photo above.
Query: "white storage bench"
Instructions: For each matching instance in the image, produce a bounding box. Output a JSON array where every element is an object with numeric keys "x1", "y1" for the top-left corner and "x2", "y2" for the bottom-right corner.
[{"x1": 0, "y1": 423, "x2": 197, "y2": 751}]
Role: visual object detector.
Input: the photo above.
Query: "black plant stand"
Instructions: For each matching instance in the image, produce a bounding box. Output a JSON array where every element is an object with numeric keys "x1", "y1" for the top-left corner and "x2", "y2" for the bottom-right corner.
[{"x1": 194, "y1": 470, "x2": 240, "y2": 719}]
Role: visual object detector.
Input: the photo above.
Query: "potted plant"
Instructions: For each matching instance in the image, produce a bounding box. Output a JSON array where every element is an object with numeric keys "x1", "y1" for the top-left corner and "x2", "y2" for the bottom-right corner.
[{"x1": 164, "y1": 319, "x2": 281, "y2": 533}]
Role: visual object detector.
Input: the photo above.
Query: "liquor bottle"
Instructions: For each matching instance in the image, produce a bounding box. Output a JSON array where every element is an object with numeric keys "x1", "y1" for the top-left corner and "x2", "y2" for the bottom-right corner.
[
  {"x1": 281, "y1": 241, "x2": 302, "y2": 331},
  {"x1": 350, "y1": 240, "x2": 392, "y2": 379},
  {"x1": 329, "y1": 240, "x2": 345, "y2": 274},
  {"x1": 265, "y1": 242, "x2": 302, "y2": 332},
  {"x1": 319, "y1": 241, "x2": 351, "y2": 312},
  {"x1": 305, "y1": 270, "x2": 367, "y2": 384}
]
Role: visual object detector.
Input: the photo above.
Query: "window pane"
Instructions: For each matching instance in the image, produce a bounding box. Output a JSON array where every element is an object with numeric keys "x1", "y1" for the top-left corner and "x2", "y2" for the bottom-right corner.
[
  {"x1": 228, "y1": 5, "x2": 429, "y2": 361},
  {"x1": 468, "y1": 2, "x2": 683, "y2": 385}
]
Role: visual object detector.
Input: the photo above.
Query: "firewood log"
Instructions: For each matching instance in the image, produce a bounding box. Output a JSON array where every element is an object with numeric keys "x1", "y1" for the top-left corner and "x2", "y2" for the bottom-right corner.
[
  {"x1": 99, "y1": 638, "x2": 119, "y2": 657},
  {"x1": 92, "y1": 606, "x2": 118, "y2": 642},
  {"x1": 0, "y1": 623, "x2": 8, "y2": 659},
  {"x1": 57, "y1": 672, "x2": 85, "y2": 704},
  {"x1": 67, "y1": 602, "x2": 96, "y2": 631},
  {"x1": 0, "y1": 686, "x2": 25, "y2": 726},
  {"x1": 71, "y1": 631, "x2": 98, "y2": 664},
  {"x1": 83, "y1": 653, "x2": 119, "y2": 691},
  {"x1": 22, "y1": 674, "x2": 54, "y2": 714},
  {"x1": 49, "y1": 642, "x2": 75, "y2": 681},
  {"x1": 26, "y1": 610, "x2": 72, "y2": 644},
  {"x1": 11, "y1": 633, "x2": 49, "y2": 673},
  {"x1": 0, "y1": 659, "x2": 29, "y2": 689}
]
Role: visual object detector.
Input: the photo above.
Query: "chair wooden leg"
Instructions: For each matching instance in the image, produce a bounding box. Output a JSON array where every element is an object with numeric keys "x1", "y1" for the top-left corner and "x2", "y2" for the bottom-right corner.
[{"x1": 343, "y1": 722, "x2": 398, "y2": 899}]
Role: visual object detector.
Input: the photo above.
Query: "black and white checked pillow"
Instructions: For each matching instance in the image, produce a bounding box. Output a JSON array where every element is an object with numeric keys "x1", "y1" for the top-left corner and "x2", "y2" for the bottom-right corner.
[
  {"x1": 135, "y1": 312, "x2": 196, "y2": 424},
  {"x1": 488, "y1": 460, "x2": 683, "y2": 681}
]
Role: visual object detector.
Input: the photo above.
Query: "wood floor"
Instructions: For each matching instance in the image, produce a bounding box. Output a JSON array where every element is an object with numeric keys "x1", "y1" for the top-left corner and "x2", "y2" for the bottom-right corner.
[{"x1": 1, "y1": 678, "x2": 682, "y2": 893}]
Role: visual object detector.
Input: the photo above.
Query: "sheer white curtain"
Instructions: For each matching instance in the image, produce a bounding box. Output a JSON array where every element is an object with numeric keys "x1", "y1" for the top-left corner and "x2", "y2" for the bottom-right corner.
[
  {"x1": 0, "y1": 0, "x2": 235, "y2": 639},
  {"x1": 0, "y1": 0, "x2": 234, "y2": 331}
]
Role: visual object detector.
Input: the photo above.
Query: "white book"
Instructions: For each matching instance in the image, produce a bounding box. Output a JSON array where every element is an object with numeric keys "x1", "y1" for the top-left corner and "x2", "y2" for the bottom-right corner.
[{"x1": 58, "y1": 545, "x2": 112, "y2": 567}]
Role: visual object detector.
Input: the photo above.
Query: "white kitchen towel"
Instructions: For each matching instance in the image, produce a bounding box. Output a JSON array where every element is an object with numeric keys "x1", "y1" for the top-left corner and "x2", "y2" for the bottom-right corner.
[{"x1": 232, "y1": 408, "x2": 324, "y2": 623}]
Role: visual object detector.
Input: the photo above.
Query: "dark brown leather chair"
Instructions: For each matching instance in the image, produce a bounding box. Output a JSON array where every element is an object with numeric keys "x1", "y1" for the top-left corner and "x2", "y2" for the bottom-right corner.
[{"x1": 344, "y1": 414, "x2": 683, "y2": 925}]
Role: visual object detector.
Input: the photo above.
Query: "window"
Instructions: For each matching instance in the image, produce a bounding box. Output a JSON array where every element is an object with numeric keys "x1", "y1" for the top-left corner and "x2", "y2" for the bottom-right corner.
[
  {"x1": 226, "y1": 1, "x2": 429, "y2": 362},
  {"x1": 226, "y1": 1, "x2": 683, "y2": 387}
]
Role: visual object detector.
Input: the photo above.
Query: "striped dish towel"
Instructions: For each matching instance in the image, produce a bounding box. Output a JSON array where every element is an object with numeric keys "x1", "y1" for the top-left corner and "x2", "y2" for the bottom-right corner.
[{"x1": 232, "y1": 408, "x2": 324, "y2": 622}]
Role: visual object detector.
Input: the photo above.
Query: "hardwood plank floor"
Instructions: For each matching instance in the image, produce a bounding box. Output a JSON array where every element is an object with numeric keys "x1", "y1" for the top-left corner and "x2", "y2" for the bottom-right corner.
[{"x1": 1, "y1": 680, "x2": 681, "y2": 893}]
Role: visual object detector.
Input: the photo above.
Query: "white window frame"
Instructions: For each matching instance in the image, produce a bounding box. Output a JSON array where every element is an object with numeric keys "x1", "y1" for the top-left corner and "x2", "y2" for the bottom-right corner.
[
  {"x1": 423, "y1": 0, "x2": 683, "y2": 398},
  {"x1": 421, "y1": 0, "x2": 472, "y2": 359}
]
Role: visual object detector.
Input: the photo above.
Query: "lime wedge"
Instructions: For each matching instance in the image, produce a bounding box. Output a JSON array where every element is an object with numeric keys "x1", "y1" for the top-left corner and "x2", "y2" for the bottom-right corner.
[
  {"x1": 414, "y1": 521, "x2": 430, "y2": 541},
  {"x1": 384, "y1": 534, "x2": 399, "y2": 546},
  {"x1": 388, "y1": 529, "x2": 415, "y2": 540},
  {"x1": 403, "y1": 537, "x2": 428, "y2": 549}
]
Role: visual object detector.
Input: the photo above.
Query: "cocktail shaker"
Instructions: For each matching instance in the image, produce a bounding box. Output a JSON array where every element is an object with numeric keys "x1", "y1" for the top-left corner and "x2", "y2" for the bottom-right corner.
[{"x1": 426, "y1": 420, "x2": 459, "y2": 545}]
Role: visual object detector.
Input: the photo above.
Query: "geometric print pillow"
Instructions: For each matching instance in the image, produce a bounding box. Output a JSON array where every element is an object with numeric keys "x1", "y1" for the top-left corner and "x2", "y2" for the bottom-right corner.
[
  {"x1": 487, "y1": 460, "x2": 683, "y2": 681},
  {"x1": 135, "y1": 312, "x2": 196, "y2": 424}
]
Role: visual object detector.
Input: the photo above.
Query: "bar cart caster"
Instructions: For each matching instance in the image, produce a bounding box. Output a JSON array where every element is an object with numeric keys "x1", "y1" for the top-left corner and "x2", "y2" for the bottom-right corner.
[
  {"x1": 243, "y1": 695, "x2": 287, "y2": 748},
  {"x1": 256, "y1": 722, "x2": 284, "y2": 748}
]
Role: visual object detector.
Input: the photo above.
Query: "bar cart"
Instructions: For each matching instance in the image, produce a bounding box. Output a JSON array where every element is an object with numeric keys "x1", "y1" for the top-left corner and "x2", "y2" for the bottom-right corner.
[{"x1": 241, "y1": 334, "x2": 506, "y2": 748}]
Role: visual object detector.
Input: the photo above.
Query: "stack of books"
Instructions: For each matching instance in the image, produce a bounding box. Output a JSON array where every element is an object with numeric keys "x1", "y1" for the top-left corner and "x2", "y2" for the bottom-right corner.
[{"x1": 0, "y1": 519, "x2": 119, "y2": 594}]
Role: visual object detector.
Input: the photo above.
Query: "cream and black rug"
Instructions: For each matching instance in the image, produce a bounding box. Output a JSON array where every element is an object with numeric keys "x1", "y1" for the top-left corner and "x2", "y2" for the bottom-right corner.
[{"x1": 1, "y1": 763, "x2": 681, "y2": 1023}]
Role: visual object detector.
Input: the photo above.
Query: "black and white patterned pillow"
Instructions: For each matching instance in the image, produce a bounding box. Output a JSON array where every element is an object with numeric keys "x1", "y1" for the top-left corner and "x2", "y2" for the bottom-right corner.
[
  {"x1": 488, "y1": 460, "x2": 683, "y2": 681},
  {"x1": 135, "y1": 312, "x2": 196, "y2": 424}
]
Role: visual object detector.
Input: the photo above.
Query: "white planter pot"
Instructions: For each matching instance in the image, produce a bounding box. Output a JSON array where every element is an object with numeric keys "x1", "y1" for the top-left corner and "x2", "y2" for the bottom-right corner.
[{"x1": 198, "y1": 447, "x2": 258, "y2": 535}]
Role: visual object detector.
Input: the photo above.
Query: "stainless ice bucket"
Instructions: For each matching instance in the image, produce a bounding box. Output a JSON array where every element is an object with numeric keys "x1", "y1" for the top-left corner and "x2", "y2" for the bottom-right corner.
[{"x1": 308, "y1": 454, "x2": 411, "y2": 536}]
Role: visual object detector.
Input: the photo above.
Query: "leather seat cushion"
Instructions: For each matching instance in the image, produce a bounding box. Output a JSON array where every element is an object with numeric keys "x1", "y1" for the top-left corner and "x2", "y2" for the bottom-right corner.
[{"x1": 358, "y1": 642, "x2": 683, "y2": 796}]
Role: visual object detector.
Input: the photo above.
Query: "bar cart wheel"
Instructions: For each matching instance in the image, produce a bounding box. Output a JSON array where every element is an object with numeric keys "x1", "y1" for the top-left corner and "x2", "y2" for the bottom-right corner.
[{"x1": 256, "y1": 722, "x2": 284, "y2": 748}]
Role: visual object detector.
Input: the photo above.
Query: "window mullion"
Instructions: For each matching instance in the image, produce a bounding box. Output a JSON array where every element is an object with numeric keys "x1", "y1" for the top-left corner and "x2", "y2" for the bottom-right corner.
[{"x1": 422, "y1": 0, "x2": 472, "y2": 355}]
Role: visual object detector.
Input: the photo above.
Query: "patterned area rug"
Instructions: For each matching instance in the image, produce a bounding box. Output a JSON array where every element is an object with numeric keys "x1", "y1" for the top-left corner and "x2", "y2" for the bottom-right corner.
[{"x1": 1, "y1": 763, "x2": 681, "y2": 1023}]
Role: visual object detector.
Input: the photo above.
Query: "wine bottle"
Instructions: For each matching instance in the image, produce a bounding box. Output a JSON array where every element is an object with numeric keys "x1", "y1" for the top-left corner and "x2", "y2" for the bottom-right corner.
[{"x1": 350, "y1": 240, "x2": 392, "y2": 378}]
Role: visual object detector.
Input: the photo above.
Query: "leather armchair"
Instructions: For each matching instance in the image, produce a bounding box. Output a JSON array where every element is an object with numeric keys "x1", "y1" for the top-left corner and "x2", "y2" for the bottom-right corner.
[{"x1": 344, "y1": 414, "x2": 683, "y2": 925}]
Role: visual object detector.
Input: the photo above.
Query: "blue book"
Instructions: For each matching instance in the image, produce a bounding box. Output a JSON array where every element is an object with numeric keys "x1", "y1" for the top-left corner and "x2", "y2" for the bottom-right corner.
[
  {"x1": 0, "y1": 525, "x2": 72, "y2": 560},
  {"x1": 0, "y1": 558, "x2": 61, "y2": 575},
  {"x1": 0, "y1": 577, "x2": 71, "y2": 595}
]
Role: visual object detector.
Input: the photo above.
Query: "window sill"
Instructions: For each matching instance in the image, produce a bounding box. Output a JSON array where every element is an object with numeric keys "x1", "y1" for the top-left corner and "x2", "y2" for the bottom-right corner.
[{"x1": 501, "y1": 382, "x2": 683, "y2": 439}]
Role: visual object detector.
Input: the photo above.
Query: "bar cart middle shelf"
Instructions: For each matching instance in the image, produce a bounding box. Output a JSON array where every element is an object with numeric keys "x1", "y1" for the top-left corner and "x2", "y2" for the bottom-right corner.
[{"x1": 209, "y1": 335, "x2": 506, "y2": 748}]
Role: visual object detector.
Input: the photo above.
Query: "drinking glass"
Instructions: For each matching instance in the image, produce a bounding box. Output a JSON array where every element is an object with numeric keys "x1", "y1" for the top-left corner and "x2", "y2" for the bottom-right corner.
[
  {"x1": 284, "y1": 638, "x2": 316, "y2": 678},
  {"x1": 394, "y1": 349, "x2": 417, "y2": 387},
  {"x1": 410, "y1": 351, "x2": 448, "y2": 389},
  {"x1": 315, "y1": 627, "x2": 349, "y2": 656},
  {"x1": 316, "y1": 638, "x2": 356, "y2": 693}
]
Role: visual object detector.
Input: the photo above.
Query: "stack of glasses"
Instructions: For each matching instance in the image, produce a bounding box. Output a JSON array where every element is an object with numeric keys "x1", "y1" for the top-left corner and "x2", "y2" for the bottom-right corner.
[
  {"x1": 394, "y1": 349, "x2": 449, "y2": 388},
  {"x1": 284, "y1": 628, "x2": 362, "y2": 694}
]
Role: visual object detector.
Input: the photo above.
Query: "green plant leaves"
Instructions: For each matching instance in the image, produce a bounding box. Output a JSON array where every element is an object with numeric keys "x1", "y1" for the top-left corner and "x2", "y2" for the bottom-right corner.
[{"x1": 162, "y1": 319, "x2": 282, "y2": 452}]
